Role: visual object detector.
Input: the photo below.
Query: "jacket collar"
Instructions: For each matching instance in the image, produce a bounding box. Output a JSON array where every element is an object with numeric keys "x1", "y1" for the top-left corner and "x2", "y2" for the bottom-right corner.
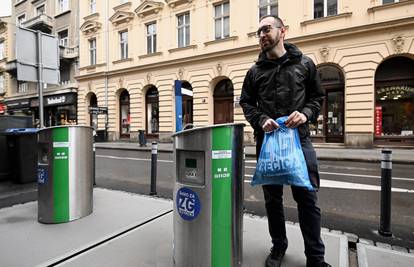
[{"x1": 256, "y1": 42, "x2": 302, "y2": 66}]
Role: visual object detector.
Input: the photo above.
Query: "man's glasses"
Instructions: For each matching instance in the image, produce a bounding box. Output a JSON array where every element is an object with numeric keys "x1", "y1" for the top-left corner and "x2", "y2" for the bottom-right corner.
[{"x1": 256, "y1": 25, "x2": 281, "y2": 37}]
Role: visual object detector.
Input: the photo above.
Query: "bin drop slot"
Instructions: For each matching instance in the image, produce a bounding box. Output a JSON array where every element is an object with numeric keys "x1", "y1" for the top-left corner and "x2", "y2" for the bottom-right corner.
[{"x1": 177, "y1": 150, "x2": 205, "y2": 186}]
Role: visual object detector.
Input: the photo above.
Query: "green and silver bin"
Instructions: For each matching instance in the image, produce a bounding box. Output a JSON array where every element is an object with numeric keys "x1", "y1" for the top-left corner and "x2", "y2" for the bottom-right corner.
[
  {"x1": 173, "y1": 123, "x2": 244, "y2": 267},
  {"x1": 37, "y1": 126, "x2": 93, "y2": 224}
]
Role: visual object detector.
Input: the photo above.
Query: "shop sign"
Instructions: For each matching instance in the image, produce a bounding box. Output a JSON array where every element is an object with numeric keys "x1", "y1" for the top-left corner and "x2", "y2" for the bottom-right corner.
[
  {"x1": 375, "y1": 106, "x2": 382, "y2": 136},
  {"x1": 31, "y1": 93, "x2": 76, "y2": 107},
  {"x1": 376, "y1": 85, "x2": 414, "y2": 99},
  {"x1": 88, "y1": 106, "x2": 108, "y2": 115},
  {"x1": 6, "y1": 99, "x2": 30, "y2": 110}
]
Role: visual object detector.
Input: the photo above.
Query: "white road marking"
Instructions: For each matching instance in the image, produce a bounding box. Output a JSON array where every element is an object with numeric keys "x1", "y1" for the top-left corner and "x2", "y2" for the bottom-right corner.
[
  {"x1": 244, "y1": 166, "x2": 413, "y2": 182},
  {"x1": 97, "y1": 155, "x2": 173, "y2": 163},
  {"x1": 243, "y1": 175, "x2": 414, "y2": 193}
]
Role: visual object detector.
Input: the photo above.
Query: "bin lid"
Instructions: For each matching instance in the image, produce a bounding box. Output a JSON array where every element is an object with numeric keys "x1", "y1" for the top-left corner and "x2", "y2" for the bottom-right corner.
[
  {"x1": 172, "y1": 123, "x2": 245, "y2": 137},
  {"x1": 3, "y1": 128, "x2": 39, "y2": 135}
]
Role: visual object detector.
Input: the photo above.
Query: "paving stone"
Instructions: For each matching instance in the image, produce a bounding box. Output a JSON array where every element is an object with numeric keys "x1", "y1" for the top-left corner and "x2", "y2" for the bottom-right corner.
[
  {"x1": 359, "y1": 238, "x2": 374, "y2": 246},
  {"x1": 392, "y1": 245, "x2": 408, "y2": 253},
  {"x1": 376, "y1": 242, "x2": 392, "y2": 250},
  {"x1": 344, "y1": 232, "x2": 358, "y2": 243},
  {"x1": 330, "y1": 230, "x2": 343, "y2": 235}
]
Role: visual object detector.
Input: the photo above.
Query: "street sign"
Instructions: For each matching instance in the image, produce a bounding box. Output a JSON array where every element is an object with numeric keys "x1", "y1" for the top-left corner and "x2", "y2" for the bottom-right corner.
[
  {"x1": 88, "y1": 106, "x2": 108, "y2": 115},
  {"x1": 16, "y1": 27, "x2": 59, "y2": 84}
]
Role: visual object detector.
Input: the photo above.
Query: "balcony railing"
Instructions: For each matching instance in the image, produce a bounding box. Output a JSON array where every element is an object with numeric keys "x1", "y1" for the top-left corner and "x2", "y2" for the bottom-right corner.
[
  {"x1": 59, "y1": 46, "x2": 79, "y2": 59},
  {"x1": 22, "y1": 14, "x2": 53, "y2": 33}
]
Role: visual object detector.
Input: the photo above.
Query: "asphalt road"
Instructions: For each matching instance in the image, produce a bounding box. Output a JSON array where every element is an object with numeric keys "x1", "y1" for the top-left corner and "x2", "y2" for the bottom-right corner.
[{"x1": 95, "y1": 148, "x2": 414, "y2": 250}]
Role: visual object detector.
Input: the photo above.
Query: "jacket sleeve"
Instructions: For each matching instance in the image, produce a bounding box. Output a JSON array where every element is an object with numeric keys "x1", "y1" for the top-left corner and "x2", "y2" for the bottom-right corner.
[
  {"x1": 301, "y1": 58, "x2": 325, "y2": 123},
  {"x1": 239, "y1": 69, "x2": 271, "y2": 130}
]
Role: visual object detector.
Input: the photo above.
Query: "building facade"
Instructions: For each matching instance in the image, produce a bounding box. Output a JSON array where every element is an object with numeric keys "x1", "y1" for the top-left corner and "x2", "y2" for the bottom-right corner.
[
  {"x1": 76, "y1": 0, "x2": 414, "y2": 146},
  {"x1": 0, "y1": 16, "x2": 12, "y2": 115},
  {"x1": 3, "y1": 0, "x2": 80, "y2": 127}
]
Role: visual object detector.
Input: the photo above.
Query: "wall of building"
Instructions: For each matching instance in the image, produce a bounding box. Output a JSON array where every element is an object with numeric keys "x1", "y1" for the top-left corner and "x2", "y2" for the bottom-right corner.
[{"x1": 76, "y1": 0, "x2": 414, "y2": 145}]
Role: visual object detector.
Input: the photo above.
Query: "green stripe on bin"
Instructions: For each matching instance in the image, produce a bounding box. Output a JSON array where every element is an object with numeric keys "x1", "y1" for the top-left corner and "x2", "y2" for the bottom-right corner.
[
  {"x1": 212, "y1": 127, "x2": 232, "y2": 267},
  {"x1": 52, "y1": 128, "x2": 69, "y2": 222}
]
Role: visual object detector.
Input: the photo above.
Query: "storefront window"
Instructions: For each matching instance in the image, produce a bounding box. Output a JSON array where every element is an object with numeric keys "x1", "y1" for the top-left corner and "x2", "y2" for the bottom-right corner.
[
  {"x1": 375, "y1": 57, "x2": 414, "y2": 138},
  {"x1": 119, "y1": 90, "x2": 130, "y2": 136}
]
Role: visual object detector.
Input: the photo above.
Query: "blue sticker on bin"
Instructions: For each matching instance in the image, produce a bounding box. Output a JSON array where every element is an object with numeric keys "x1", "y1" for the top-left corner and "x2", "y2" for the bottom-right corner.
[
  {"x1": 176, "y1": 187, "x2": 201, "y2": 221},
  {"x1": 37, "y1": 167, "x2": 48, "y2": 184}
]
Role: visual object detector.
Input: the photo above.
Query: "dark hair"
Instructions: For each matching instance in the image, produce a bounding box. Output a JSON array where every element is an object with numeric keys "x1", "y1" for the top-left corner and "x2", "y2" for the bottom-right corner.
[{"x1": 259, "y1": 15, "x2": 284, "y2": 27}]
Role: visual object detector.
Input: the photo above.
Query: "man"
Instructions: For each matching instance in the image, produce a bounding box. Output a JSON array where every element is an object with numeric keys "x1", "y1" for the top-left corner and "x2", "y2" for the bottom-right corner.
[{"x1": 239, "y1": 15, "x2": 331, "y2": 267}]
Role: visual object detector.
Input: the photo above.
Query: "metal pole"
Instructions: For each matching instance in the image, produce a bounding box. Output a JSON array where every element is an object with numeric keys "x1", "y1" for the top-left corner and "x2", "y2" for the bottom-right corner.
[
  {"x1": 379, "y1": 149, "x2": 392, "y2": 237},
  {"x1": 93, "y1": 142, "x2": 96, "y2": 186},
  {"x1": 37, "y1": 31, "x2": 44, "y2": 128},
  {"x1": 150, "y1": 141, "x2": 157, "y2": 195}
]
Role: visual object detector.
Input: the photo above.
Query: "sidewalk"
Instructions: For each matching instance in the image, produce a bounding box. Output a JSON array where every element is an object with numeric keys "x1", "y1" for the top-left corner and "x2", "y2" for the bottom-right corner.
[
  {"x1": 95, "y1": 141, "x2": 414, "y2": 164},
  {"x1": 0, "y1": 188, "x2": 413, "y2": 267}
]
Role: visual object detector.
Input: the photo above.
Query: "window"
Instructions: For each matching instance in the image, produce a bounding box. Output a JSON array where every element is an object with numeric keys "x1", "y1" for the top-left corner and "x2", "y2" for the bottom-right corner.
[
  {"x1": 383, "y1": 0, "x2": 399, "y2": 4},
  {"x1": 146, "y1": 22, "x2": 157, "y2": 54},
  {"x1": 0, "y1": 41, "x2": 4, "y2": 60},
  {"x1": 89, "y1": 38, "x2": 96, "y2": 65},
  {"x1": 17, "y1": 81, "x2": 27, "y2": 93},
  {"x1": 36, "y1": 4, "x2": 45, "y2": 16},
  {"x1": 58, "y1": 30, "x2": 68, "y2": 47},
  {"x1": 119, "y1": 31, "x2": 128, "y2": 59},
  {"x1": 177, "y1": 12, "x2": 190, "y2": 48},
  {"x1": 57, "y1": 0, "x2": 69, "y2": 13},
  {"x1": 259, "y1": 0, "x2": 278, "y2": 18},
  {"x1": 0, "y1": 74, "x2": 4, "y2": 94},
  {"x1": 90, "y1": 0, "x2": 96, "y2": 14},
  {"x1": 214, "y1": 2, "x2": 230, "y2": 40},
  {"x1": 314, "y1": 0, "x2": 337, "y2": 19},
  {"x1": 17, "y1": 14, "x2": 26, "y2": 26}
]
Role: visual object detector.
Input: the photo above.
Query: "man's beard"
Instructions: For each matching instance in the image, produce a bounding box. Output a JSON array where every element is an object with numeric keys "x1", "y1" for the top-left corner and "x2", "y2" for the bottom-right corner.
[{"x1": 260, "y1": 34, "x2": 280, "y2": 53}]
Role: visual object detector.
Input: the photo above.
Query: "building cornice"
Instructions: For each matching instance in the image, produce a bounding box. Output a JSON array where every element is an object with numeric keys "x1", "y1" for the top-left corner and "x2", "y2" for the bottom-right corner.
[
  {"x1": 289, "y1": 16, "x2": 414, "y2": 44},
  {"x1": 300, "y1": 12, "x2": 352, "y2": 26},
  {"x1": 368, "y1": 0, "x2": 413, "y2": 13}
]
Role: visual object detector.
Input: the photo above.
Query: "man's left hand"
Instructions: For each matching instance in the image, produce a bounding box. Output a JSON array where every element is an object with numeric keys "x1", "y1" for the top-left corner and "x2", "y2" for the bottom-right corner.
[{"x1": 285, "y1": 111, "x2": 307, "y2": 128}]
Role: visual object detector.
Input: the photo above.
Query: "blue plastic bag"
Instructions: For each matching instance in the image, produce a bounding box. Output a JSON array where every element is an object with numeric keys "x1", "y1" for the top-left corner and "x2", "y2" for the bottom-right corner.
[{"x1": 251, "y1": 116, "x2": 314, "y2": 190}]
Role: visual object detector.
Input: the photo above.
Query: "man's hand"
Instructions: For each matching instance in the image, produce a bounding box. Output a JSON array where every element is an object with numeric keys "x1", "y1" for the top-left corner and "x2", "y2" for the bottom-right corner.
[
  {"x1": 262, "y1": 119, "x2": 279, "y2": 132},
  {"x1": 285, "y1": 111, "x2": 307, "y2": 128}
]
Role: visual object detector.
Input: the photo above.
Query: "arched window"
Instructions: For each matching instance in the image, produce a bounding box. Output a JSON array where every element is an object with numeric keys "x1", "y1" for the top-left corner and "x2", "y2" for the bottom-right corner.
[
  {"x1": 119, "y1": 90, "x2": 130, "y2": 137},
  {"x1": 375, "y1": 57, "x2": 414, "y2": 143},
  {"x1": 213, "y1": 79, "x2": 234, "y2": 124},
  {"x1": 146, "y1": 86, "x2": 159, "y2": 134},
  {"x1": 89, "y1": 93, "x2": 97, "y2": 130}
]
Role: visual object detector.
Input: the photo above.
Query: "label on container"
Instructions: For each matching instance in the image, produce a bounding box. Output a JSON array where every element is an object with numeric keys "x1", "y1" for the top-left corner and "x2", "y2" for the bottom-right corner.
[{"x1": 176, "y1": 187, "x2": 201, "y2": 221}]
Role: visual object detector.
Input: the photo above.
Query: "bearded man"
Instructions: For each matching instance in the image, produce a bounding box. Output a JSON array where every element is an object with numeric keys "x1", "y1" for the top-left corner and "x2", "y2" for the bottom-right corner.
[{"x1": 239, "y1": 15, "x2": 331, "y2": 267}]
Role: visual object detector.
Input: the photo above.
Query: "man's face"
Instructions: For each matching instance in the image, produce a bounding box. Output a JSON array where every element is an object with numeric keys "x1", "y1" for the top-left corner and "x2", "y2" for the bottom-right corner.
[{"x1": 258, "y1": 17, "x2": 282, "y2": 52}]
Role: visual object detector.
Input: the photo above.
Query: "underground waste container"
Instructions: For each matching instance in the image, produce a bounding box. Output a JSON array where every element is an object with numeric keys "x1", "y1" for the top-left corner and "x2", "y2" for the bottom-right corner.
[
  {"x1": 172, "y1": 123, "x2": 245, "y2": 267},
  {"x1": 3, "y1": 128, "x2": 38, "y2": 183},
  {"x1": 37, "y1": 126, "x2": 93, "y2": 224}
]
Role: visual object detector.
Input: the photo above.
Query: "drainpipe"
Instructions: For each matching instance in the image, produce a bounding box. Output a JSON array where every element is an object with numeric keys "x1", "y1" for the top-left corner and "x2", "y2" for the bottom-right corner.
[{"x1": 104, "y1": 0, "x2": 109, "y2": 139}]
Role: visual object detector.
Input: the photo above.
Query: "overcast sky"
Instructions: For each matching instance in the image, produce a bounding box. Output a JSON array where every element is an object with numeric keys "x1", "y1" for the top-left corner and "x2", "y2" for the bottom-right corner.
[{"x1": 0, "y1": 0, "x2": 12, "y2": 17}]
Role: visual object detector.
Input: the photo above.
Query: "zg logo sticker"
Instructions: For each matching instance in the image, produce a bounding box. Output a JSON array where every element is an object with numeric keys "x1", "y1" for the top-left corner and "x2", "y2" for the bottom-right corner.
[{"x1": 176, "y1": 187, "x2": 201, "y2": 221}]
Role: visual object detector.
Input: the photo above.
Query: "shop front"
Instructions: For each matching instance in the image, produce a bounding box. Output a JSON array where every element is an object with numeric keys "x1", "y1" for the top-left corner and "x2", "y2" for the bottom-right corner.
[
  {"x1": 4, "y1": 98, "x2": 32, "y2": 117},
  {"x1": 374, "y1": 57, "x2": 414, "y2": 145},
  {"x1": 30, "y1": 92, "x2": 77, "y2": 127}
]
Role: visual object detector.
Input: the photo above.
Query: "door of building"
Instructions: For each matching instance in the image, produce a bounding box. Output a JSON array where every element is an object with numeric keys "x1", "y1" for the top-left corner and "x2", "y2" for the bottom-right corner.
[
  {"x1": 214, "y1": 98, "x2": 233, "y2": 124},
  {"x1": 325, "y1": 90, "x2": 344, "y2": 143}
]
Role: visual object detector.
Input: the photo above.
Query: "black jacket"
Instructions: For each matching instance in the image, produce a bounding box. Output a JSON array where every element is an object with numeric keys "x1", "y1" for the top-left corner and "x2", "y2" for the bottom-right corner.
[{"x1": 240, "y1": 42, "x2": 324, "y2": 139}]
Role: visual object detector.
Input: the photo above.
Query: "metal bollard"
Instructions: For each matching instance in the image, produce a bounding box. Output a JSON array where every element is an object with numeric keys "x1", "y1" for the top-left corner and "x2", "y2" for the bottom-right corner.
[
  {"x1": 379, "y1": 149, "x2": 392, "y2": 237},
  {"x1": 139, "y1": 130, "x2": 147, "y2": 147},
  {"x1": 93, "y1": 142, "x2": 96, "y2": 186},
  {"x1": 150, "y1": 142, "x2": 157, "y2": 195}
]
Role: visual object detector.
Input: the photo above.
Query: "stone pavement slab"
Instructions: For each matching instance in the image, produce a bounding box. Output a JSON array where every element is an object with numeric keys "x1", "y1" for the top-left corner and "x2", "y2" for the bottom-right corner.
[
  {"x1": 357, "y1": 243, "x2": 414, "y2": 267},
  {"x1": 0, "y1": 188, "x2": 172, "y2": 267},
  {"x1": 58, "y1": 213, "x2": 348, "y2": 267}
]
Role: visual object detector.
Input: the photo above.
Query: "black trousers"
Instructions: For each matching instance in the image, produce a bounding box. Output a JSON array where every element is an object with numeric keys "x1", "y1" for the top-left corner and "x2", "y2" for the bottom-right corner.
[{"x1": 257, "y1": 135, "x2": 325, "y2": 264}]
